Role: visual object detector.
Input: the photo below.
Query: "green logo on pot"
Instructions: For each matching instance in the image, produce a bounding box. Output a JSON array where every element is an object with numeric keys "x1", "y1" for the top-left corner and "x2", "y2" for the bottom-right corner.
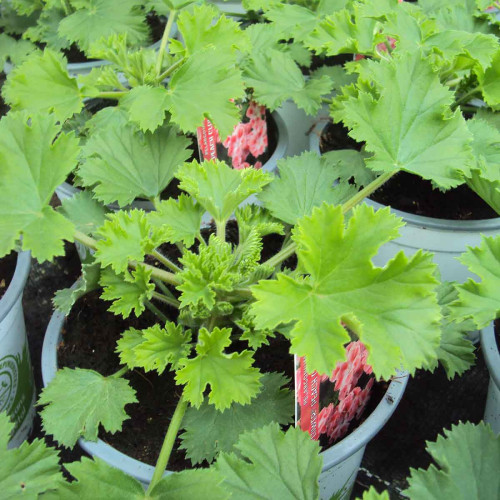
[{"x1": 0, "y1": 346, "x2": 33, "y2": 432}]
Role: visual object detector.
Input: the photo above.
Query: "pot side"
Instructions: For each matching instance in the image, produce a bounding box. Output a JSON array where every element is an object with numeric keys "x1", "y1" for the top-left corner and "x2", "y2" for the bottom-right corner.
[
  {"x1": 480, "y1": 324, "x2": 500, "y2": 434},
  {"x1": 0, "y1": 251, "x2": 36, "y2": 448},
  {"x1": 42, "y1": 288, "x2": 407, "y2": 499}
]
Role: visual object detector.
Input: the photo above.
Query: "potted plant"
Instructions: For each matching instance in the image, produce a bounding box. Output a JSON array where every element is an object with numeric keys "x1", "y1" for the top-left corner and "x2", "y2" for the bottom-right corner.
[
  {"x1": 450, "y1": 234, "x2": 500, "y2": 434},
  {"x1": 0, "y1": 93, "x2": 478, "y2": 498},
  {"x1": 304, "y1": 0, "x2": 500, "y2": 286},
  {"x1": 0, "y1": 250, "x2": 35, "y2": 449},
  {"x1": 0, "y1": 0, "x2": 178, "y2": 76}
]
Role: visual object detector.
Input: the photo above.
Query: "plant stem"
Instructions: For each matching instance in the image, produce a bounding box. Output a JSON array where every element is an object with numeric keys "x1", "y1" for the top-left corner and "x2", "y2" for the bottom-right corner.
[
  {"x1": 151, "y1": 249, "x2": 182, "y2": 273},
  {"x1": 157, "y1": 57, "x2": 185, "y2": 82},
  {"x1": 73, "y1": 230, "x2": 98, "y2": 251},
  {"x1": 153, "y1": 277, "x2": 175, "y2": 297},
  {"x1": 145, "y1": 300, "x2": 168, "y2": 322},
  {"x1": 96, "y1": 91, "x2": 128, "y2": 100},
  {"x1": 152, "y1": 291, "x2": 180, "y2": 309},
  {"x1": 155, "y1": 9, "x2": 177, "y2": 78},
  {"x1": 341, "y1": 170, "x2": 398, "y2": 214},
  {"x1": 262, "y1": 241, "x2": 297, "y2": 269},
  {"x1": 147, "y1": 393, "x2": 188, "y2": 493},
  {"x1": 444, "y1": 77, "x2": 461, "y2": 87},
  {"x1": 452, "y1": 87, "x2": 481, "y2": 110},
  {"x1": 222, "y1": 10, "x2": 250, "y2": 18},
  {"x1": 110, "y1": 366, "x2": 128, "y2": 378},
  {"x1": 129, "y1": 261, "x2": 180, "y2": 286},
  {"x1": 216, "y1": 220, "x2": 226, "y2": 242}
]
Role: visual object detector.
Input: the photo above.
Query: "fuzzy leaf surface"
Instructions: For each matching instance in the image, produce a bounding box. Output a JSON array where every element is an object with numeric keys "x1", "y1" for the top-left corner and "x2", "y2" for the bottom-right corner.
[
  {"x1": 405, "y1": 422, "x2": 500, "y2": 500},
  {"x1": 0, "y1": 112, "x2": 78, "y2": 260},
  {"x1": 58, "y1": 0, "x2": 148, "y2": 53},
  {"x1": 165, "y1": 48, "x2": 245, "y2": 139},
  {"x1": 451, "y1": 235, "x2": 500, "y2": 328},
  {"x1": 59, "y1": 190, "x2": 108, "y2": 236},
  {"x1": 80, "y1": 123, "x2": 191, "y2": 207},
  {"x1": 3, "y1": 50, "x2": 82, "y2": 121},
  {"x1": 258, "y1": 151, "x2": 358, "y2": 225},
  {"x1": 216, "y1": 423, "x2": 322, "y2": 500},
  {"x1": 95, "y1": 210, "x2": 161, "y2": 274},
  {"x1": 134, "y1": 323, "x2": 192, "y2": 373},
  {"x1": 180, "y1": 372, "x2": 293, "y2": 464},
  {"x1": 251, "y1": 203, "x2": 442, "y2": 378},
  {"x1": 243, "y1": 49, "x2": 331, "y2": 114},
  {"x1": 177, "y1": 160, "x2": 272, "y2": 223},
  {"x1": 100, "y1": 266, "x2": 154, "y2": 318},
  {"x1": 333, "y1": 50, "x2": 472, "y2": 189},
  {"x1": 0, "y1": 413, "x2": 63, "y2": 498},
  {"x1": 175, "y1": 327, "x2": 261, "y2": 410},
  {"x1": 148, "y1": 194, "x2": 204, "y2": 247},
  {"x1": 39, "y1": 368, "x2": 137, "y2": 448}
]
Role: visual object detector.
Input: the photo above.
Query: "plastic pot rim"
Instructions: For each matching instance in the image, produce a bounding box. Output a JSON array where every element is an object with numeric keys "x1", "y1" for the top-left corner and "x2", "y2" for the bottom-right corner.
[
  {"x1": 42, "y1": 290, "x2": 408, "y2": 483},
  {"x1": 481, "y1": 323, "x2": 500, "y2": 391},
  {"x1": 308, "y1": 120, "x2": 500, "y2": 232},
  {"x1": 56, "y1": 108, "x2": 289, "y2": 206},
  {"x1": 0, "y1": 251, "x2": 31, "y2": 324}
]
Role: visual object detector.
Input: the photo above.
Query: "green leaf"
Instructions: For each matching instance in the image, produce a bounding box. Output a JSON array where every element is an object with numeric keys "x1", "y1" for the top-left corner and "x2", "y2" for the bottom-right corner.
[
  {"x1": 177, "y1": 4, "x2": 250, "y2": 57},
  {"x1": 405, "y1": 422, "x2": 500, "y2": 500},
  {"x1": 116, "y1": 328, "x2": 144, "y2": 369},
  {"x1": 252, "y1": 203, "x2": 442, "y2": 378},
  {"x1": 0, "y1": 112, "x2": 78, "y2": 261},
  {"x1": 165, "y1": 48, "x2": 245, "y2": 139},
  {"x1": 258, "y1": 151, "x2": 358, "y2": 225},
  {"x1": 177, "y1": 160, "x2": 272, "y2": 224},
  {"x1": 53, "y1": 259, "x2": 101, "y2": 314},
  {"x1": 430, "y1": 283, "x2": 475, "y2": 379},
  {"x1": 39, "y1": 368, "x2": 137, "y2": 448},
  {"x1": 333, "y1": 49, "x2": 472, "y2": 189},
  {"x1": 120, "y1": 86, "x2": 171, "y2": 132},
  {"x1": 95, "y1": 210, "x2": 161, "y2": 274},
  {"x1": 359, "y1": 487, "x2": 390, "y2": 500},
  {"x1": 150, "y1": 469, "x2": 229, "y2": 500},
  {"x1": 134, "y1": 323, "x2": 192, "y2": 373},
  {"x1": 234, "y1": 204, "x2": 284, "y2": 243},
  {"x1": 59, "y1": 457, "x2": 146, "y2": 499},
  {"x1": 175, "y1": 327, "x2": 262, "y2": 410},
  {"x1": 58, "y1": 0, "x2": 148, "y2": 53},
  {"x1": 59, "y1": 190, "x2": 108, "y2": 236},
  {"x1": 3, "y1": 50, "x2": 83, "y2": 122},
  {"x1": 148, "y1": 194, "x2": 204, "y2": 248},
  {"x1": 321, "y1": 149, "x2": 376, "y2": 187},
  {"x1": 216, "y1": 423, "x2": 323, "y2": 500},
  {"x1": 243, "y1": 49, "x2": 331, "y2": 114},
  {"x1": 80, "y1": 122, "x2": 191, "y2": 207},
  {"x1": 451, "y1": 235, "x2": 500, "y2": 328},
  {"x1": 0, "y1": 33, "x2": 37, "y2": 65},
  {"x1": 180, "y1": 372, "x2": 293, "y2": 464},
  {"x1": 24, "y1": 7, "x2": 71, "y2": 52},
  {"x1": 100, "y1": 266, "x2": 155, "y2": 318},
  {"x1": 264, "y1": 3, "x2": 323, "y2": 42},
  {"x1": 478, "y1": 49, "x2": 500, "y2": 109},
  {"x1": 0, "y1": 412, "x2": 64, "y2": 499}
]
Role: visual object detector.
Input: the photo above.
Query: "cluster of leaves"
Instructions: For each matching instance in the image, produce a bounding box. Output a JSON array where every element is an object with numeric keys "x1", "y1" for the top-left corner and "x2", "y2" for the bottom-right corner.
[
  {"x1": 0, "y1": 0, "x2": 174, "y2": 67},
  {"x1": 0, "y1": 412, "x2": 324, "y2": 499},
  {"x1": 2, "y1": 2, "x2": 331, "y2": 143}
]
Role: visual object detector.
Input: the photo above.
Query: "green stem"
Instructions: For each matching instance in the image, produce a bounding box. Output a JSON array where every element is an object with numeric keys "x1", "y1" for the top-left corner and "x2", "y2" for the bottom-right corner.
[
  {"x1": 221, "y1": 10, "x2": 250, "y2": 18},
  {"x1": 96, "y1": 91, "x2": 128, "y2": 100},
  {"x1": 145, "y1": 300, "x2": 168, "y2": 322},
  {"x1": 157, "y1": 57, "x2": 185, "y2": 82},
  {"x1": 152, "y1": 291, "x2": 180, "y2": 309},
  {"x1": 444, "y1": 77, "x2": 461, "y2": 87},
  {"x1": 341, "y1": 171, "x2": 398, "y2": 214},
  {"x1": 130, "y1": 261, "x2": 180, "y2": 286},
  {"x1": 216, "y1": 220, "x2": 226, "y2": 242},
  {"x1": 153, "y1": 277, "x2": 175, "y2": 298},
  {"x1": 73, "y1": 230, "x2": 98, "y2": 251},
  {"x1": 151, "y1": 249, "x2": 182, "y2": 274},
  {"x1": 155, "y1": 10, "x2": 177, "y2": 78},
  {"x1": 147, "y1": 393, "x2": 188, "y2": 493},
  {"x1": 452, "y1": 86, "x2": 481, "y2": 110},
  {"x1": 196, "y1": 233, "x2": 206, "y2": 246},
  {"x1": 110, "y1": 366, "x2": 128, "y2": 379},
  {"x1": 262, "y1": 241, "x2": 297, "y2": 269}
]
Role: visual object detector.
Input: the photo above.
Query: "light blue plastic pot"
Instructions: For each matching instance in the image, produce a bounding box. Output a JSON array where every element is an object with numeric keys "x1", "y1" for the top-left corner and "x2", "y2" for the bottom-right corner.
[{"x1": 481, "y1": 324, "x2": 500, "y2": 434}]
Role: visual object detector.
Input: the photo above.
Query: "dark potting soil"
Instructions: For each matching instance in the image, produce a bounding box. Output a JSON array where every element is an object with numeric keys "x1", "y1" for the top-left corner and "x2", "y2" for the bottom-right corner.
[
  {"x1": 319, "y1": 121, "x2": 498, "y2": 220},
  {"x1": 0, "y1": 252, "x2": 17, "y2": 301}
]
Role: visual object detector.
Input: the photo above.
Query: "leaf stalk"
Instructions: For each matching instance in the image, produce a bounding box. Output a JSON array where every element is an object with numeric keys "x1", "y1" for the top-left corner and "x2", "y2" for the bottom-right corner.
[
  {"x1": 152, "y1": 249, "x2": 182, "y2": 273},
  {"x1": 155, "y1": 9, "x2": 178, "y2": 78},
  {"x1": 157, "y1": 57, "x2": 185, "y2": 82},
  {"x1": 152, "y1": 291, "x2": 180, "y2": 309}
]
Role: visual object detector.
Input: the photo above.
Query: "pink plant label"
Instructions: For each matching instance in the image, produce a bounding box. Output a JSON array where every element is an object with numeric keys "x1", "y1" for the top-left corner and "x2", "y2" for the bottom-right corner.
[
  {"x1": 296, "y1": 341, "x2": 374, "y2": 443},
  {"x1": 196, "y1": 101, "x2": 268, "y2": 169}
]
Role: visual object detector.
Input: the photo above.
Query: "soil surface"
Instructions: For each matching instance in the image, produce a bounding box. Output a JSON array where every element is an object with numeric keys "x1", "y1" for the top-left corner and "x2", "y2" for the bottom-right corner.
[
  {"x1": 319, "y1": 121, "x2": 498, "y2": 220},
  {"x1": 0, "y1": 252, "x2": 17, "y2": 301}
]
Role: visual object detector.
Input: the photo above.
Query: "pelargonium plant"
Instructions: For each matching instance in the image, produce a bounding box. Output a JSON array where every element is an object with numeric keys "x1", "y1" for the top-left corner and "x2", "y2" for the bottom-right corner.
[
  {"x1": 0, "y1": 0, "x2": 172, "y2": 68},
  {"x1": 254, "y1": 0, "x2": 500, "y2": 214},
  {"x1": 2, "y1": 1, "x2": 332, "y2": 181},
  {"x1": 0, "y1": 71, "x2": 478, "y2": 494}
]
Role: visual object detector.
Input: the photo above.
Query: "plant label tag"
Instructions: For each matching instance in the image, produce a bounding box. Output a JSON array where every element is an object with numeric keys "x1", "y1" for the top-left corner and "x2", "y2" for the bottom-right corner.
[
  {"x1": 295, "y1": 356, "x2": 320, "y2": 440},
  {"x1": 197, "y1": 118, "x2": 220, "y2": 161}
]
